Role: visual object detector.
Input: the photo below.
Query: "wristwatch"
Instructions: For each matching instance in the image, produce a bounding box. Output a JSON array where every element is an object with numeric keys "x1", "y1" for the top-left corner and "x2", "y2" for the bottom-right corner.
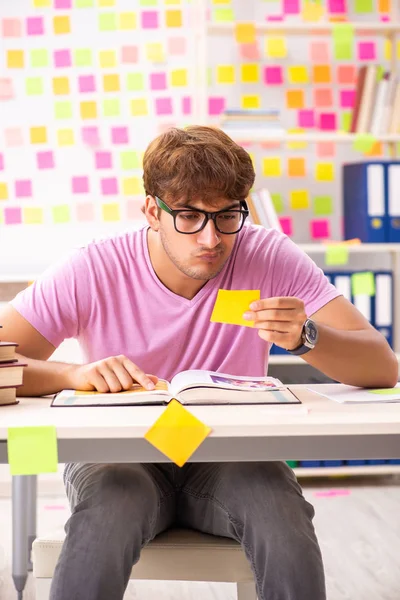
[{"x1": 287, "y1": 318, "x2": 319, "y2": 356}]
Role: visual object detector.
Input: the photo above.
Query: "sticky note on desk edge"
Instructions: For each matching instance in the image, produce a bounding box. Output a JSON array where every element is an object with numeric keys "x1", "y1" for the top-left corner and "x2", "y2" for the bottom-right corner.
[
  {"x1": 210, "y1": 289, "x2": 260, "y2": 327},
  {"x1": 144, "y1": 399, "x2": 212, "y2": 467},
  {"x1": 7, "y1": 426, "x2": 58, "y2": 476}
]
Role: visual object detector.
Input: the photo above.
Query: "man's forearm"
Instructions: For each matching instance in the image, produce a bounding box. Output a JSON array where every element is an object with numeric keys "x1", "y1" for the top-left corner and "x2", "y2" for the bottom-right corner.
[
  {"x1": 15, "y1": 353, "x2": 76, "y2": 397},
  {"x1": 303, "y1": 325, "x2": 398, "y2": 388}
]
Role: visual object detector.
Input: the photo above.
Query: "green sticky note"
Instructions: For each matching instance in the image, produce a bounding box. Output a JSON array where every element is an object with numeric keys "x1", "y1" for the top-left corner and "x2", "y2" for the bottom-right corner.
[
  {"x1": 52, "y1": 205, "x2": 71, "y2": 223},
  {"x1": 127, "y1": 72, "x2": 144, "y2": 91},
  {"x1": 325, "y1": 245, "x2": 349, "y2": 266},
  {"x1": 7, "y1": 426, "x2": 58, "y2": 476},
  {"x1": 355, "y1": 0, "x2": 373, "y2": 13},
  {"x1": 26, "y1": 77, "x2": 44, "y2": 96},
  {"x1": 55, "y1": 101, "x2": 73, "y2": 120},
  {"x1": 341, "y1": 111, "x2": 352, "y2": 133},
  {"x1": 314, "y1": 196, "x2": 333, "y2": 216},
  {"x1": 75, "y1": 0, "x2": 94, "y2": 6},
  {"x1": 213, "y1": 9, "x2": 235, "y2": 23},
  {"x1": 99, "y1": 12, "x2": 117, "y2": 31},
  {"x1": 140, "y1": 0, "x2": 157, "y2": 5},
  {"x1": 353, "y1": 134, "x2": 376, "y2": 153},
  {"x1": 74, "y1": 48, "x2": 93, "y2": 67},
  {"x1": 333, "y1": 24, "x2": 354, "y2": 61},
  {"x1": 121, "y1": 151, "x2": 141, "y2": 170},
  {"x1": 368, "y1": 388, "x2": 400, "y2": 395},
  {"x1": 351, "y1": 272, "x2": 375, "y2": 296},
  {"x1": 271, "y1": 193, "x2": 284, "y2": 214},
  {"x1": 103, "y1": 98, "x2": 120, "y2": 117},
  {"x1": 30, "y1": 49, "x2": 49, "y2": 68}
]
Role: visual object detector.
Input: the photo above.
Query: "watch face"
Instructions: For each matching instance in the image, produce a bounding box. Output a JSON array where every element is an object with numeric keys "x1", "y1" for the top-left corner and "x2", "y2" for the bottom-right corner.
[{"x1": 305, "y1": 320, "x2": 318, "y2": 344}]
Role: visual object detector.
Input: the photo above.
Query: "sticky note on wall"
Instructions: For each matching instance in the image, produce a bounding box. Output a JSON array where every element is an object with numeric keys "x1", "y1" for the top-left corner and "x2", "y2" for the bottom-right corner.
[
  {"x1": 8, "y1": 426, "x2": 58, "y2": 475},
  {"x1": 235, "y1": 23, "x2": 256, "y2": 44}
]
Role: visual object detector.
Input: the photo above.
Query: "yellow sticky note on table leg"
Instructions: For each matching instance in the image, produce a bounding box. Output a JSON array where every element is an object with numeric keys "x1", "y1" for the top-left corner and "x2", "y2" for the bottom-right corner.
[
  {"x1": 7, "y1": 426, "x2": 58, "y2": 476},
  {"x1": 144, "y1": 400, "x2": 211, "y2": 467},
  {"x1": 210, "y1": 289, "x2": 260, "y2": 327}
]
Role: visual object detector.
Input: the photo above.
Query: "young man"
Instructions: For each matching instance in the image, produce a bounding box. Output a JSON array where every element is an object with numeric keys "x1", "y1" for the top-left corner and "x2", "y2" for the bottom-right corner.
[{"x1": 1, "y1": 126, "x2": 397, "y2": 600}]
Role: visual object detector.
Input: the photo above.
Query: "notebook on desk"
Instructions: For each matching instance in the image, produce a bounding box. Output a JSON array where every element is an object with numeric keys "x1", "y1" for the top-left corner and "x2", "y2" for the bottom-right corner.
[{"x1": 308, "y1": 383, "x2": 400, "y2": 404}]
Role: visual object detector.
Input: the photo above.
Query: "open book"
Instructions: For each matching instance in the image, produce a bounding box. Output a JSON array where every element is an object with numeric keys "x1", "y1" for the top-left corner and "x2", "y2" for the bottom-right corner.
[{"x1": 52, "y1": 370, "x2": 302, "y2": 407}]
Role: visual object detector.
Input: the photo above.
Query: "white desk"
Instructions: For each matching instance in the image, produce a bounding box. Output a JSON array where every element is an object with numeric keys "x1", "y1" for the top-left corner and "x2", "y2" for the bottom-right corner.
[{"x1": 2, "y1": 384, "x2": 400, "y2": 600}]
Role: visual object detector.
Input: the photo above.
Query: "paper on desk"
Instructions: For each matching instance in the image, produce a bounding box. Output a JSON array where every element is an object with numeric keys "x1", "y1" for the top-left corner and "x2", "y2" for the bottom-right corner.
[{"x1": 308, "y1": 383, "x2": 400, "y2": 404}]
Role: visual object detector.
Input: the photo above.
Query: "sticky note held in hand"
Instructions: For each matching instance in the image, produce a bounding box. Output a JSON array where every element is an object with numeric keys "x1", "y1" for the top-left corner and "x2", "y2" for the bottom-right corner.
[
  {"x1": 210, "y1": 289, "x2": 261, "y2": 327},
  {"x1": 7, "y1": 426, "x2": 58, "y2": 476},
  {"x1": 144, "y1": 399, "x2": 211, "y2": 467}
]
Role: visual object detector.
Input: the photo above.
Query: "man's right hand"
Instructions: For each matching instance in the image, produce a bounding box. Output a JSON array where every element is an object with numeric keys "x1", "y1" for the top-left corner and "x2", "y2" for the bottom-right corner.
[{"x1": 65, "y1": 355, "x2": 158, "y2": 393}]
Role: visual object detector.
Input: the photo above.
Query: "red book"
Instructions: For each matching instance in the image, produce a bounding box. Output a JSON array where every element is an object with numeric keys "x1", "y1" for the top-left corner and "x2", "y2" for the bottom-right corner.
[{"x1": 350, "y1": 66, "x2": 367, "y2": 133}]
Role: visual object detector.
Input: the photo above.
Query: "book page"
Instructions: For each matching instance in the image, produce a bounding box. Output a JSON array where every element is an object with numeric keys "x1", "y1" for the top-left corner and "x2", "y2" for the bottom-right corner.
[
  {"x1": 52, "y1": 380, "x2": 171, "y2": 407},
  {"x1": 170, "y1": 370, "x2": 283, "y2": 396}
]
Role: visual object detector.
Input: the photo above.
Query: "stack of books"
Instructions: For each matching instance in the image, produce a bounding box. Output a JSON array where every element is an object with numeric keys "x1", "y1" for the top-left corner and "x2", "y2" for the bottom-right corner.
[
  {"x1": 350, "y1": 65, "x2": 400, "y2": 135},
  {"x1": 246, "y1": 188, "x2": 283, "y2": 232},
  {"x1": 220, "y1": 108, "x2": 285, "y2": 136},
  {"x1": 0, "y1": 328, "x2": 25, "y2": 406}
]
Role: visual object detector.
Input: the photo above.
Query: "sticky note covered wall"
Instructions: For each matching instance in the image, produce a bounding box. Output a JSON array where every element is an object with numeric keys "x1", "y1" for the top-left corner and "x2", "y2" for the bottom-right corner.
[{"x1": 207, "y1": 0, "x2": 397, "y2": 243}]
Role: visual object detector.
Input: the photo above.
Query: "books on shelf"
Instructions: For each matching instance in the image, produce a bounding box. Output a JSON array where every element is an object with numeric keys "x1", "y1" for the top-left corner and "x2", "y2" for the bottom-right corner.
[
  {"x1": 246, "y1": 188, "x2": 283, "y2": 232},
  {"x1": 0, "y1": 326, "x2": 25, "y2": 406},
  {"x1": 351, "y1": 65, "x2": 400, "y2": 135},
  {"x1": 52, "y1": 370, "x2": 303, "y2": 408},
  {"x1": 220, "y1": 108, "x2": 285, "y2": 136}
]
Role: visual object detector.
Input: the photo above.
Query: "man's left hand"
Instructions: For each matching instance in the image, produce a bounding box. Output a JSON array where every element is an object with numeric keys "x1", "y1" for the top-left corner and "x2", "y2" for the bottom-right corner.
[{"x1": 243, "y1": 297, "x2": 307, "y2": 351}]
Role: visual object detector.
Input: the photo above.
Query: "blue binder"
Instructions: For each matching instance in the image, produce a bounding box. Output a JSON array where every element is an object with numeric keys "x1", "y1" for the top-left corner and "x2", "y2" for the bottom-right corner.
[
  {"x1": 343, "y1": 162, "x2": 386, "y2": 243},
  {"x1": 386, "y1": 162, "x2": 400, "y2": 242}
]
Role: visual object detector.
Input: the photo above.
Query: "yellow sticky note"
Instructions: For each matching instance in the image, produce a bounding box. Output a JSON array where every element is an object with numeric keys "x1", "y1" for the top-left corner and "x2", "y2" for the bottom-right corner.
[
  {"x1": 171, "y1": 69, "x2": 187, "y2": 87},
  {"x1": 290, "y1": 190, "x2": 310, "y2": 210},
  {"x1": 119, "y1": 12, "x2": 136, "y2": 29},
  {"x1": 53, "y1": 15, "x2": 71, "y2": 34},
  {"x1": 0, "y1": 183, "x2": 8, "y2": 201},
  {"x1": 241, "y1": 64, "x2": 259, "y2": 83},
  {"x1": 210, "y1": 289, "x2": 261, "y2": 328},
  {"x1": 7, "y1": 50, "x2": 24, "y2": 69},
  {"x1": 80, "y1": 101, "x2": 97, "y2": 119},
  {"x1": 166, "y1": 9, "x2": 182, "y2": 27},
  {"x1": 131, "y1": 98, "x2": 148, "y2": 116},
  {"x1": 23, "y1": 207, "x2": 44, "y2": 224},
  {"x1": 144, "y1": 399, "x2": 211, "y2": 467},
  {"x1": 315, "y1": 162, "x2": 335, "y2": 182},
  {"x1": 7, "y1": 427, "x2": 58, "y2": 476},
  {"x1": 288, "y1": 66, "x2": 309, "y2": 84},
  {"x1": 241, "y1": 95, "x2": 260, "y2": 109},
  {"x1": 33, "y1": 0, "x2": 51, "y2": 5},
  {"x1": 262, "y1": 157, "x2": 282, "y2": 177},
  {"x1": 235, "y1": 22, "x2": 256, "y2": 44},
  {"x1": 122, "y1": 177, "x2": 143, "y2": 195},
  {"x1": 265, "y1": 37, "x2": 287, "y2": 58},
  {"x1": 217, "y1": 65, "x2": 235, "y2": 84},
  {"x1": 52, "y1": 77, "x2": 70, "y2": 95},
  {"x1": 30, "y1": 127, "x2": 47, "y2": 144},
  {"x1": 102, "y1": 203, "x2": 120, "y2": 222},
  {"x1": 302, "y1": 1, "x2": 324, "y2": 21},
  {"x1": 145, "y1": 43, "x2": 165, "y2": 62},
  {"x1": 286, "y1": 128, "x2": 307, "y2": 150},
  {"x1": 57, "y1": 129, "x2": 74, "y2": 146},
  {"x1": 99, "y1": 50, "x2": 117, "y2": 68},
  {"x1": 103, "y1": 74, "x2": 120, "y2": 92}
]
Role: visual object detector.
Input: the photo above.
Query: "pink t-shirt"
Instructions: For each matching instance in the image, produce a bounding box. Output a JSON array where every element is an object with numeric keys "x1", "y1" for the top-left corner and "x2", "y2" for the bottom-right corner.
[{"x1": 11, "y1": 225, "x2": 340, "y2": 380}]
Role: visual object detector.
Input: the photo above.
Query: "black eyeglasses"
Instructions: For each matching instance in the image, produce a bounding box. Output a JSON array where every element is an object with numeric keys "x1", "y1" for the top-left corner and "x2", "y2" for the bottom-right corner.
[{"x1": 155, "y1": 196, "x2": 249, "y2": 235}]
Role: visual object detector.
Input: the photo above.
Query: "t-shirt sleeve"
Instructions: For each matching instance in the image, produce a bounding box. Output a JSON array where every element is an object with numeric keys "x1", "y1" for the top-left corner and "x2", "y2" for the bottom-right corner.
[
  {"x1": 270, "y1": 234, "x2": 341, "y2": 317},
  {"x1": 10, "y1": 248, "x2": 91, "y2": 348}
]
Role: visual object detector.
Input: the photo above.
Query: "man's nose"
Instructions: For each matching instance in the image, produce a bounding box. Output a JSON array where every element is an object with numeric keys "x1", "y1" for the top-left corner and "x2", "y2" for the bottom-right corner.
[{"x1": 196, "y1": 218, "x2": 221, "y2": 247}]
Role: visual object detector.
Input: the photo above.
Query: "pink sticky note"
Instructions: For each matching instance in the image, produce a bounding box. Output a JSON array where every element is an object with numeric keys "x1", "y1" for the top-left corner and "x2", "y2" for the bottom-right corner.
[
  {"x1": 0, "y1": 78, "x2": 14, "y2": 100},
  {"x1": 239, "y1": 43, "x2": 261, "y2": 60},
  {"x1": 298, "y1": 109, "x2": 315, "y2": 128},
  {"x1": 127, "y1": 199, "x2": 145, "y2": 221},
  {"x1": 319, "y1": 113, "x2": 337, "y2": 131},
  {"x1": 168, "y1": 37, "x2": 186, "y2": 55},
  {"x1": 314, "y1": 88, "x2": 333, "y2": 108},
  {"x1": 311, "y1": 219, "x2": 330, "y2": 239},
  {"x1": 44, "y1": 504, "x2": 67, "y2": 510},
  {"x1": 37, "y1": 151, "x2": 55, "y2": 169},
  {"x1": 314, "y1": 489, "x2": 351, "y2": 498},
  {"x1": 317, "y1": 142, "x2": 336, "y2": 157},
  {"x1": 72, "y1": 176, "x2": 89, "y2": 194},
  {"x1": 264, "y1": 66, "x2": 283, "y2": 85},
  {"x1": 78, "y1": 75, "x2": 96, "y2": 93},
  {"x1": 141, "y1": 11, "x2": 158, "y2": 29},
  {"x1": 266, "y1": 15, "x2": 284, "y2": 22},
  {"x1": 328, "y1": 0, "x2": 347, "y2": 12},
  {"x1": 5, "y1": 128, "x2": 23, "y2": 147},
  {"x1": 182, "y1": 96, "x2": 192, "y2": 115},
  {"x1": 310, "y1": 42, "x2": 329, "y2": 63},
  {"x1": 55, "y1": 0, "x2": 72, "y2": 8},
  {"x1": 283, "y1": 0, "x2": 300, "y2": 14},
  {"x1": 26, "y1": 17, "x2": 44, "y2": 36},
  {"x1": 15, "y1": 180, "x2": 32, "y2": 198},
  {"x1": 155, "y1": 97, "x2": 173, "y2": 116},
  {"x1": 95, "y1": 151, "x2": 112, "y2": 169},
  {"x1": 0, "y1": 154, "x2": 4, "y2": 171},
  {"x1": 76, "y1": 202, "x2": 94, "y2": 222},
  {"x1": 101, "y1": 177, "x2": 118, "y2": 195},
  {"x1": 340, "y1": 89, "x2": 355, "y2": 108},
  {"x1": 337, "y1": 65, "x2": 357, "y2": 85},
  {"x1": 4, "y1": 207, "x2": 22, "y2": 225},
  {"x1": 111, "y1": 126, "x2": 129, "y2": 144},
  {"x1": 208, "y1": 96, "x2": 225, "y2": 116},
  {"x1": 81, "y1": 127, "x2": 100, "y2": 147},
  {"x1": 279, "y1": 217, "x2": 293, "y2": 236},
  {"x1": 150, "y1": 72, "x2": 167, "y2": 91},
  {"x1": 358, "y1": 42, "x2": 376, "y2": 61},
  {"x1": 54, "y1": 49, "x2": 71, "y2": 68},
  {"x1": 2, "y1": 18, "x2": 22, "y2": 38},
  {"x1": 121, "y1": 46, "x2": 138, "y2": 64}
]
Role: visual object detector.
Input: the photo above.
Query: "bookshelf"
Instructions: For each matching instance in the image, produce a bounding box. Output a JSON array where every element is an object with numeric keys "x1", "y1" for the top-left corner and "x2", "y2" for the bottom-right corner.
[
  {"x1": 224, "y1": 132, "x2": 400, "y2": 144},
  {"x1": 208, "y1": 22, "x2": 400, "y2": 36}
]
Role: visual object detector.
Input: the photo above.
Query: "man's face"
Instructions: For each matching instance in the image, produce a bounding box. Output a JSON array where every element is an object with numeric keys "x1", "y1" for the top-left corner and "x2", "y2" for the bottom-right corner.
[{"x1": 157, "y1": 196, "x2": 243, "y2": 282}]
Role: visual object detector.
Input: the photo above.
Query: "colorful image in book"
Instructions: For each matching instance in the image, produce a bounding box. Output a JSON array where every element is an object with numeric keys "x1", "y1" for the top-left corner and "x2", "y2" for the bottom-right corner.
[
  {"x1": 210, "y1": 375, "x2": 279, "y2": 390},
  {"x1": 74, "y1": 380, "x2": 169, "y2": 395}
]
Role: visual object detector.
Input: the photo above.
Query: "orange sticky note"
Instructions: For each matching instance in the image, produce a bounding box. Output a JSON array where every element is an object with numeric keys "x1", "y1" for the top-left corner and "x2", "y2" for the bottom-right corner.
[
  {"x1": 235, "y1": 22, "x2": 256, "y2": 44},
  {"x1": 288, "y1": 158, "x2": 306, "y2": 177},
  {"x1": 210, "y1": 289, "x2": 260, "y2": 328},
  {"x1": 286, "y1": 90, "x2": 305, "y2": 109},
  {"x1": 312, "y1": 65, "x2": 331, "y2": 84},
  {"x1": 144, "y1": 399, "x2": 211, "y2": 467}
]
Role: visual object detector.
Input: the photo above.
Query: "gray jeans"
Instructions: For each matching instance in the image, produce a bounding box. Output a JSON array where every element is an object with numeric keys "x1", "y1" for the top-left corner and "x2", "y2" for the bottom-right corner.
[{"x1": 50, "y1": 461, "x2": 326, "y2": 600}]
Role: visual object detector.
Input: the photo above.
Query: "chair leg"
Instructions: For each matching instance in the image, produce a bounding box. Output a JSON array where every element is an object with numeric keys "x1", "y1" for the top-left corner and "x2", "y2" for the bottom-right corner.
[{"x1": 236, "y1": 581, "x2": 258, "y2": 600}]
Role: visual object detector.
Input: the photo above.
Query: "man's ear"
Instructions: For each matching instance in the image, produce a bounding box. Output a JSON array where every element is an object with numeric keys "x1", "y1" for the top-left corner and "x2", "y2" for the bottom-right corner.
[{"x1": 144, "y1": 195, "x2": 160, "y2": 231}]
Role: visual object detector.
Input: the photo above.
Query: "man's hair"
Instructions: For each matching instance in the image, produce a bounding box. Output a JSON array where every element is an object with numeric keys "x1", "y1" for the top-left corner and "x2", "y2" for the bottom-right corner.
[{"x1": 142, "y1": 126, "x2": 255, "y2": 207}]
